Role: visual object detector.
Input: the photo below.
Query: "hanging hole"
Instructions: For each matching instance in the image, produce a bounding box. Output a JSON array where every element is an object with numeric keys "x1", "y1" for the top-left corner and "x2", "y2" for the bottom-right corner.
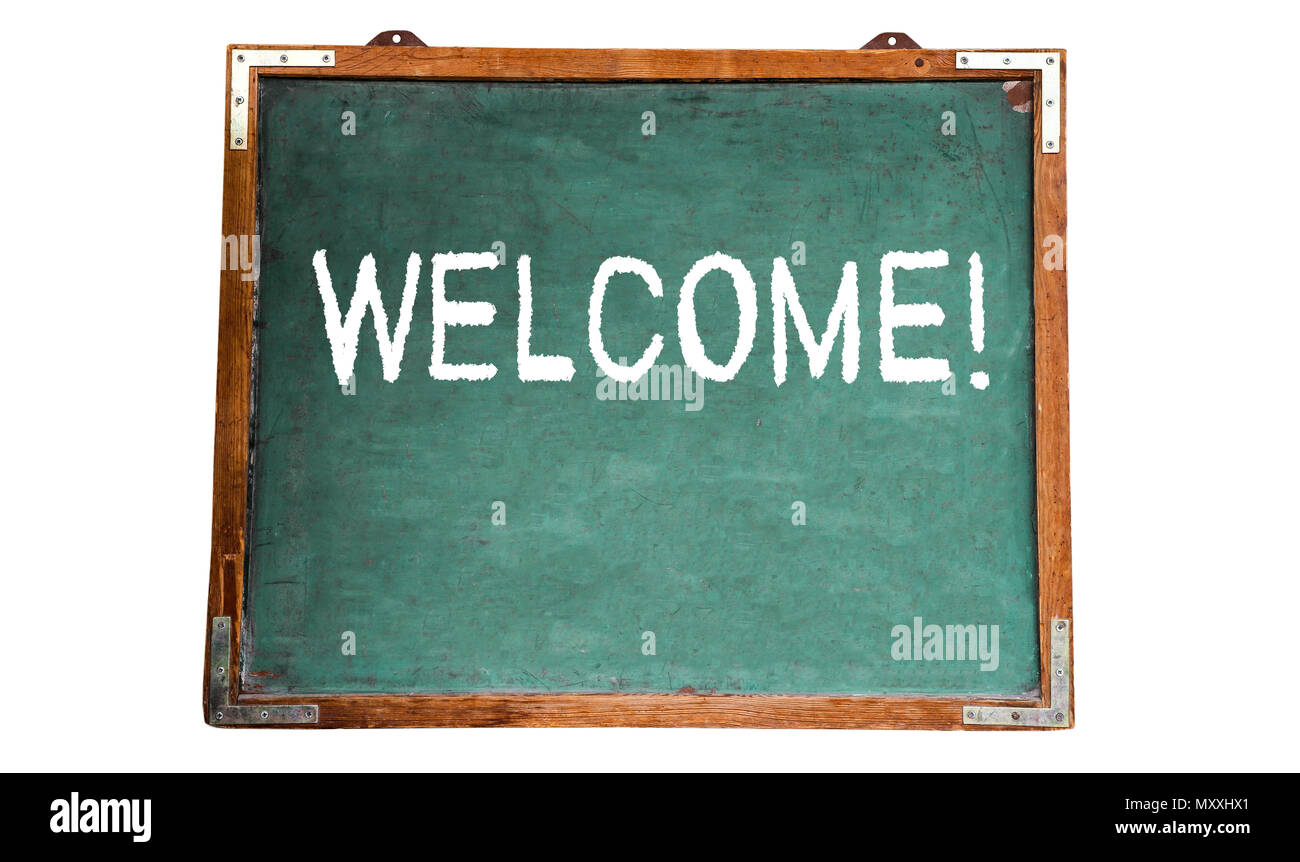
[
  {"x1": 887, "y1": 36, "x2": 897, "y2": 46},
  {"x1": 392, "y1": 33, "x2": 401, "y2": 43}
]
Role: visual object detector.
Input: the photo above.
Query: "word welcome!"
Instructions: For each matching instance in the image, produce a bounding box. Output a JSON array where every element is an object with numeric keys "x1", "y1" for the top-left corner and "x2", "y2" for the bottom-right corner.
[{"x1": 312, "y1": 248, "x2": 989, "y2": 390}]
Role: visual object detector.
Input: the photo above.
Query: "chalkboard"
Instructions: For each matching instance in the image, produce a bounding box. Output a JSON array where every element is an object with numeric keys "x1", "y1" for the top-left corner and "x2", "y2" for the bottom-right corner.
[{"x1": 207, "y1": 43, "x2": 1071, "y2": 728}]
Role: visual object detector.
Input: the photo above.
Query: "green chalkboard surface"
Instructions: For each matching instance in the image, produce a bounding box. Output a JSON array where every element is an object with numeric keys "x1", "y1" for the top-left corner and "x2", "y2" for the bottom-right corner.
[{"x1": 246, "y1": 78, "x2": 1037, "y2": 697}]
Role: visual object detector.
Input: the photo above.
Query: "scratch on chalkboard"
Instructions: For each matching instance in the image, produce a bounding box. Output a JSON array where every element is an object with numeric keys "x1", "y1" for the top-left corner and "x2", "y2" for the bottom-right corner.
[
  {"x1": 626, "y1": 485, "x2": 674, "y2": 508},
  {"x1": 544, "y1": 196, "x2": 595, "y2": 234},
  {"x1": 454, "y1": 89, "x2": 487, "y2": 122},
  {"x1": 964, "y1": 108, "x2": 1015, "y2": 258}
]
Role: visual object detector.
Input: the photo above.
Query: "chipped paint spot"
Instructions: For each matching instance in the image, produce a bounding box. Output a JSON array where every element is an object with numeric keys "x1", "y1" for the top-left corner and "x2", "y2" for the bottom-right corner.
[{"x1": 1003, "y1": 81, "x2": 1033, "y2": 113}]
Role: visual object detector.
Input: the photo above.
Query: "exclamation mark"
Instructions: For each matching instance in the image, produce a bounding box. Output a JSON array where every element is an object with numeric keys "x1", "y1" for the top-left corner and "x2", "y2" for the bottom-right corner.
[{"x1": 968, "y1": 252, "x2": 989, "y2": 390}]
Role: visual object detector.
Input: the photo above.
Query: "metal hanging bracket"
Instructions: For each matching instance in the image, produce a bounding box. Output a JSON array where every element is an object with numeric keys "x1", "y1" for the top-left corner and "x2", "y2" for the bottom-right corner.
[
  {"x1": 963, "y1": 618, "x2": 1071, "y2": 728},
  {"x1": 956, "y1": 51, "x2": 1061, "y2": 154},
  {"x1": 229, "y1": 49, "x2": 336, "y2": 150},
  {"x1": 861, "y1": 32, "x2": 921, "y2": 49},
  {"x1": 208, "y1": 617, "x2": 318, "y2": 725},
  {"x1": 367, "y1": 30, "x2": 427, "y2": 46}
]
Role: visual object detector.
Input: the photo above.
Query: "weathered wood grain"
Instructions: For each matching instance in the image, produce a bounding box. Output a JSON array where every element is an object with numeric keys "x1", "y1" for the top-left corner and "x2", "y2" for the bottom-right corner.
[{"x1": 205, "y1": 45, "x2": 1070, "y2": 729}]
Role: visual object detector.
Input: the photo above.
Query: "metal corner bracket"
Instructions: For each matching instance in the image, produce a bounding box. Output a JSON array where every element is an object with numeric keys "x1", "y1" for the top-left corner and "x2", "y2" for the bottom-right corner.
[
  {"x1": 208, "y1": 616, "x2": 318, "y2": 725},
  {"x1": 955, "y1": 52, "x2": 1061, "y2": 154},
  {"x1": 229, "y1": 49, "x2": 336, "y2": 150},
  {"x1": 963, "y1": 618, "x2": 1071, "y2": 728}
]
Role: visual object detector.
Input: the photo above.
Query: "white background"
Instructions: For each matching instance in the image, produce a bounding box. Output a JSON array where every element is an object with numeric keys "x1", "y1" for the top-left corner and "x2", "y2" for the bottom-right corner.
[{"x1": 3, "y1": 0, "x2": 1296, "y2": 772}]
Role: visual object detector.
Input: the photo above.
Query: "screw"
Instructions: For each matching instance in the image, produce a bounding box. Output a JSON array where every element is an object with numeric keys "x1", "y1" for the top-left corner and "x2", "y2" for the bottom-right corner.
[
  {"x1": 322, "y1": 54, "x2": 331, "y2": 62},
  {"x1": 1047, "y1": 141, "x2": 1056, "y2": 149},
  {"x1": 260, "y1": 710, "x2": 269, "y2": 719},
  {"x1": 1056, "y1": 668, "x2": 1064, "y2": 676},
  {"x1": 216, "y1": 711, "x2": 224, "y2": 720},
  {"x1": 279, "y1": 54, "x2": 288, "y2": 63},
  {"x1": 217, "y1": 621, "x2": 225, "y2": 629},
  {"x1": 1046, "y1": 56, "x2": 1055, "y2": 65},
  {"x1": 1011, "y1": 711, "x2": 1021, "y2": 720},
  {"x1": 1055, "y1": 712, "x2": 1064, "y2": 721},
  {"x1": 1046, "y1": 98, "x2": 1055, "y2": 107},
  {"x1": 966, "y1": 710, "x2": 975, "y2": 718},
  {"x1": 305, "y1": 711, "x2": 314, "y2": 719},
  {"x1": 1003, "y1": 57, "x2": 1011, "y2": 65},
  {"x1": 236, "y1": 54, "x2": 245, "y2": 63},
  {"x1": 234, "y1": 138, "x2": 244, "y2": 146},
  {"x1": 959, "y1": 56, "x2": 968, "y2": 65},
  {"x1": 216, "y1": 665, "x2": 225, "y2": 675},
  {"x1": 1056, "y1": 621, "x2": 1066, "y2": 631},
  {"x1": 234, "y1": 95, "x2": 244, "y2": 105}
]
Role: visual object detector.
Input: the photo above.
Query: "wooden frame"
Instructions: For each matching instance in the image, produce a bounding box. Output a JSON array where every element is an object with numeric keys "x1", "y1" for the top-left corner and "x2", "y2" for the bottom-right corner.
[{"x1": 206, "y1": 41, "x2": 1070, "y2": 729}]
